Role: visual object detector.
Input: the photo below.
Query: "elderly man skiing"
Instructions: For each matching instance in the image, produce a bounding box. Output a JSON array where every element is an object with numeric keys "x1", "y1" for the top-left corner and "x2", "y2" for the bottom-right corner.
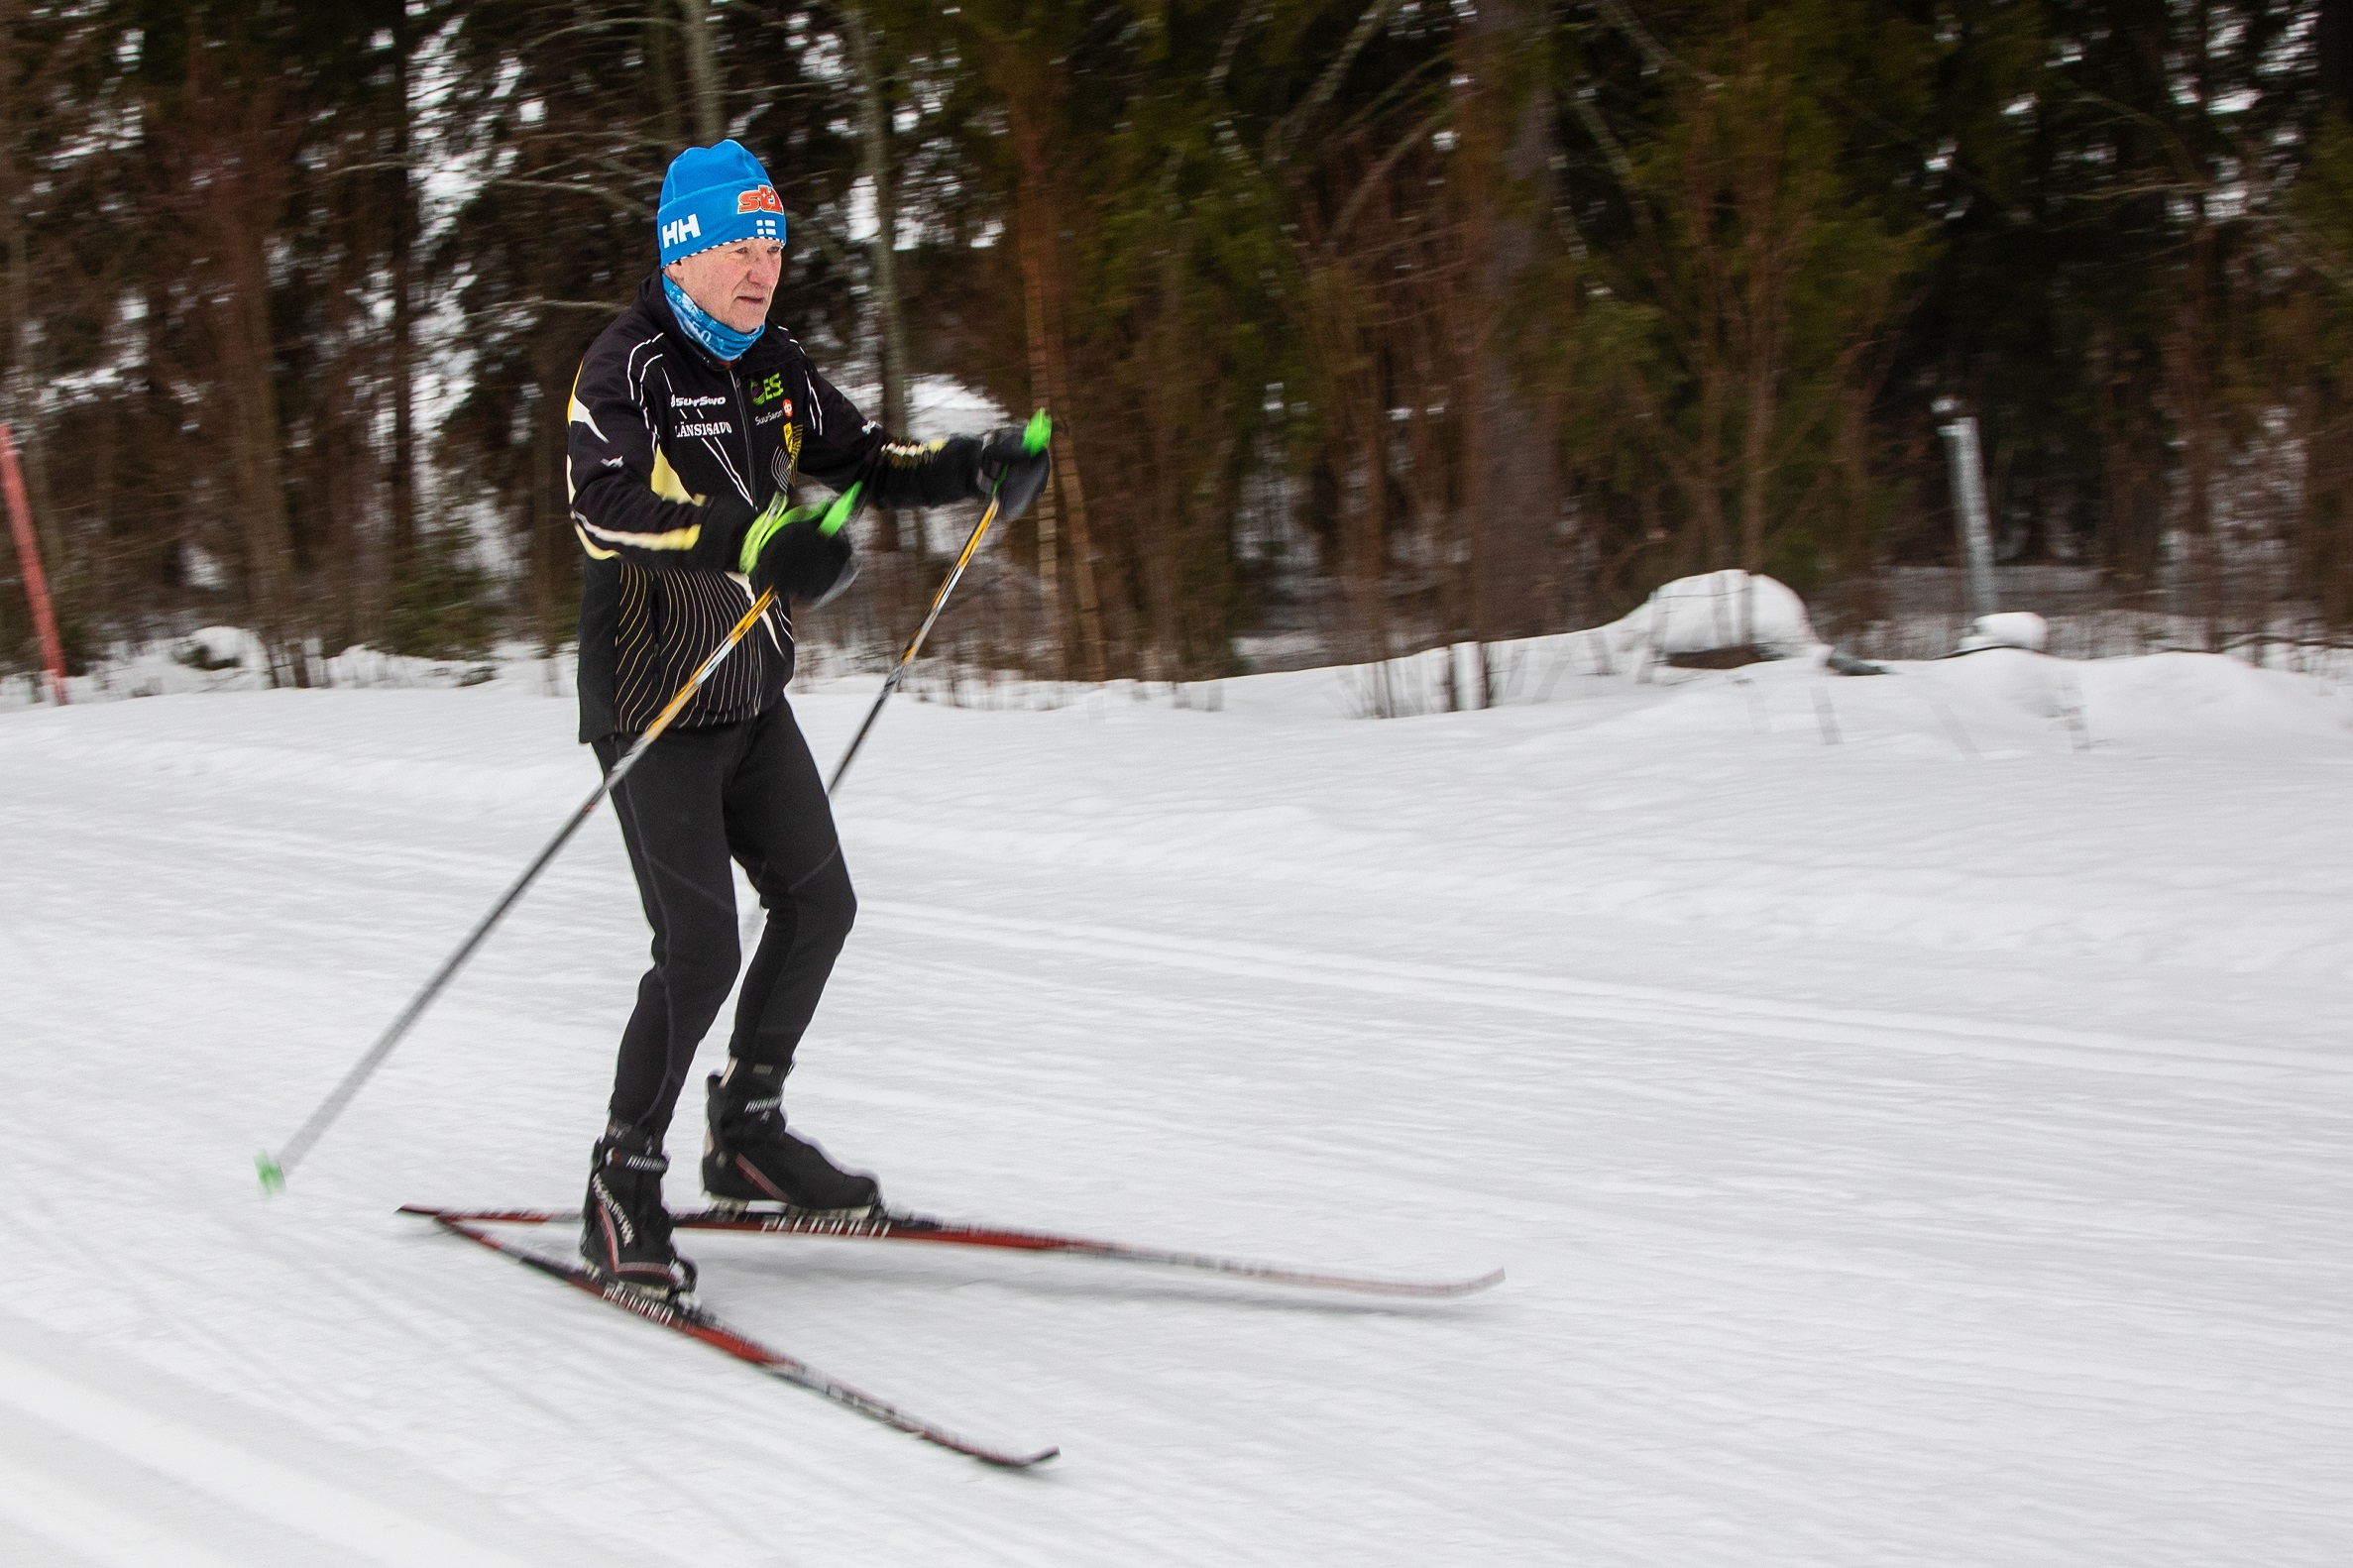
[{"x1": 565, "y1": 140, "x2": 1048, "y2": 1299}]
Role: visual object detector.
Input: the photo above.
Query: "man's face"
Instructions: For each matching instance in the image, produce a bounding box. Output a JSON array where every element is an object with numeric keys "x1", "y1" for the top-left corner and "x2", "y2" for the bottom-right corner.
[{"x1": 664, "y1": 238, "x2": 784, "y2": 335}]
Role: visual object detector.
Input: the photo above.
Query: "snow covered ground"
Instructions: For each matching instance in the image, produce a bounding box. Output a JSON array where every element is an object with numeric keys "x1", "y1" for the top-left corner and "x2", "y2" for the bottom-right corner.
[{"x1": 2, "y1": 646, "x2": 2349, "y2": 1564}]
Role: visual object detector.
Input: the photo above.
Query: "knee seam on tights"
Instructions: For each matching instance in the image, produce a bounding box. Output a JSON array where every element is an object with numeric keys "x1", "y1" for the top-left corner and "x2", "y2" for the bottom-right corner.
[{"x1": 784, "y1": 840, "x2": 844, "y2": 896}]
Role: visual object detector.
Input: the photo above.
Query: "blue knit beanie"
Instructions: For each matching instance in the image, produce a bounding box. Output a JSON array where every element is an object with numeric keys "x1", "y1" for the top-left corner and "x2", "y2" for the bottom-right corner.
[{"x1": 657, "y1": 141, "x2": 785, "y2": 265}]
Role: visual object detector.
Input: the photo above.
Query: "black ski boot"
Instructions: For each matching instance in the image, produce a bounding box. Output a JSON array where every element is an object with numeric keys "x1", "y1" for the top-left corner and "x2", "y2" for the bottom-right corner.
[
  {"x1": 702, "y1": 1064, "x2": 881, "y2": 1215},
  {"x1": 581, "y1": 1123, "x2": 697, "y2": 1300}
]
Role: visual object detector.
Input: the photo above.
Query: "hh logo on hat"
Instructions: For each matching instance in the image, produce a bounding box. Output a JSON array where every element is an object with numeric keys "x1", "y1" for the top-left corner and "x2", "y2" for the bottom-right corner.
[
  {"x1": 736, "y1": 185, "x2": 785, "y2": 215},
  {"x1": 661, "y1": 213, "x2": 702, "y2": 250}
]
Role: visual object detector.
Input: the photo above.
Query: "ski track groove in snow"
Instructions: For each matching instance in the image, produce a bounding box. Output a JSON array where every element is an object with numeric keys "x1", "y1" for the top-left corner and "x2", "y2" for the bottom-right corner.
[
  {"x1": 3, "y1": 659, "x2": 2350, "y2": 1563},
  {"x1": 860, "y1": 898, "x2": 2345, "y2": 1079},
  {"x1": 0, "y1": 1340, "x2": 549, "y2": 1566}
]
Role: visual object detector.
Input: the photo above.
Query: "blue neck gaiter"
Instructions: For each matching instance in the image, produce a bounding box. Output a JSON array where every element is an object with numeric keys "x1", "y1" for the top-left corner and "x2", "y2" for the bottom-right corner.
[{"x1": 662, "y1": 275, "x2": 763, "y2": 362}]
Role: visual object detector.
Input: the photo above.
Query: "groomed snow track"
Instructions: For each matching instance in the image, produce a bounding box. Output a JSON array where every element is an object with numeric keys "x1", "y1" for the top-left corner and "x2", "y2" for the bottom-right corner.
[{"x1": 3, "y1": 649, "x2": 2349, "y2": 1564}]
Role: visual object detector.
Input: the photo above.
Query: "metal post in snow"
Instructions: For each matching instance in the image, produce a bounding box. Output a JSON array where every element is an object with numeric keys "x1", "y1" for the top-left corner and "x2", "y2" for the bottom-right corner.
[
  {"x1": 0, "y1": 423, "x2": 66, "y2": 705},
  {"x1": 1937, "y1": 412, "x2": 1999, "y2": 621},
  {"x1": 1450, "y1": 641, "x2": 1487, "y2": 711}
]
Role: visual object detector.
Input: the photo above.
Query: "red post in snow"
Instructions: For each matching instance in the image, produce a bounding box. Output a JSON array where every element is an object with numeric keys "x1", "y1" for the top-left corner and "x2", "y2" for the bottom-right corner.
[{"x1": 0, "y1": 422, "x2": 65, "y2": 704}]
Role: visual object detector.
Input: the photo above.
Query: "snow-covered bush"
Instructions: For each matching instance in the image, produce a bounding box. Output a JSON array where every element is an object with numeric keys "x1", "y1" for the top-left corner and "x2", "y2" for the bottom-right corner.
[{"x1": 1605, "y1": 571, "x2": 1819, "y2": 665}]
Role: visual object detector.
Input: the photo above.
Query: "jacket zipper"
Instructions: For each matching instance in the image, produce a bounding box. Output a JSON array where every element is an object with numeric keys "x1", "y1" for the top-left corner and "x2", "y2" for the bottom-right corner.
[{"x1": 729, "y1": 367, "x2": 760, "y2": 505}]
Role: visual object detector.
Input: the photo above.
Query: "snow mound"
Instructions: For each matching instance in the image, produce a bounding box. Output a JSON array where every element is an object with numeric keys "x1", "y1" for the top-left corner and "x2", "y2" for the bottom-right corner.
[
  {"x1": 1605, "y1": 570, "x2": 1818, "y2": 660},
  {"x1": 1957, "y1": 611, "x2": 2050, "y2": 653},
  {"x1": 2074, "y1": 649, "x2": 2353, "y2": 745},
  {"x1": 182, "y1": 624, "x2": 263, "y2": 670},
  {"x1": 1542, "y1": 644, "x2": 2351, "y2": 760}
]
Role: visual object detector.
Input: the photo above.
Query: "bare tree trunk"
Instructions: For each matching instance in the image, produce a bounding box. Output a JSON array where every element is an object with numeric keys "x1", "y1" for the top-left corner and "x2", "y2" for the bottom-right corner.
[
  {"x1": 964, "y1": 23, "x2": 1108, "y2": 679},
  {"x1": 1732, "y1": 93, "x2": 1800, "y2": 574},
  {"x1": 2090, "y1": 325, "x2": 2162, "y2": 591},
  {"x1": 1014, "y1": 183, "x2": 1060, "y2": 667},
  {"x1": 1142, "y1": 268, "x2": 1184, "y2": 675},
  {"x1": 223, "y1": 228, "x2": 298, "y2": 683},
  {"x1": 845, "y1": 6, "x2": 908, "y2": 441},
  {"x1": 846, "y1": 4, "x2": 911, "y2": 562},
  {"x1": 1684, "y1": 131, "x2": 1729, "y2": 574},
  {"x1": 2326, "y1": 0, "x2": 2353, "y2": 116},
  {"x1": 1355, "y1": 356, "x2": 1390, "y2": 665},
  {"x1": 530, "y1": 366, "x2": 555, "y2": 657},
  {"x1": 2288, "y1": 282, "x2": 2353, "y2": 638},
  {"x1": 386, "y1": 3, "x2": 416, "y2": 636},
  {"x1": 1455, "y1": 0, "x2": 1559, "y2": 638},
  {"x1": 2165, "y1": 211, "x2": 2219, "y2": 648},
  {"x1": 1007, "y1": 104, "x2": 1106, "y2": 680},
  {"x1": 676, "y1": 0, "x2": 724, "y2": 145},
  {"x1": 645, "y1": 8, "x2": 684, "y2": 149},
  {"x1": 190, "y1": 52, "x2": 300, "y2": 685},
  {"x1": 321, "y1": 252, "x2": 361, "y2": 655},
  {"x1": 1680, "y1": 101, "x2": 1734, "y2": 574}
]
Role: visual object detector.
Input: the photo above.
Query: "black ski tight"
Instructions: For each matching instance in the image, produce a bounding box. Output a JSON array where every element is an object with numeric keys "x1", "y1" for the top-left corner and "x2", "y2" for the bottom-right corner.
[{"x1": 592, "y1": 698, "x2": 855, "y2": 1142}]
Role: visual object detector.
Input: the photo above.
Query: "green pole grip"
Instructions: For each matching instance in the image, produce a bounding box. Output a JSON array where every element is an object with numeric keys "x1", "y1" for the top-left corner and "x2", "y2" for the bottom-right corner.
[
  {"x1": 1023, "y1": 409, "x2": 1052, "y2": 455},
  {"x1": 819, "y1": 481, "x2": 862, "y2": 537}
]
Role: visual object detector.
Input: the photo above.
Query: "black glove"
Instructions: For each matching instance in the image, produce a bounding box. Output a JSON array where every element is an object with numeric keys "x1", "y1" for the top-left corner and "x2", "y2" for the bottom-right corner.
[
  {"x1": 976, "y1": 424, "x2": 1053, "y2": 522},
  {"x1": 739, "y1": 487, "x2": 859, "y2": 608}
]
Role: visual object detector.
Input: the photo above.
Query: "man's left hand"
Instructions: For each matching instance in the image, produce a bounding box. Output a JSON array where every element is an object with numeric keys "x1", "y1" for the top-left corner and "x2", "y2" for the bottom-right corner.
[{"x1": 976, "y1": 426, "x2": 1052, "y2": 521}]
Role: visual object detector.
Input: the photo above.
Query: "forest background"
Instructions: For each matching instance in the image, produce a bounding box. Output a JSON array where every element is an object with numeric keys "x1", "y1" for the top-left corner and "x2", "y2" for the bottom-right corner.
[{"x1": 3, "y1": 0, "x2": 2353, "y2": 690}]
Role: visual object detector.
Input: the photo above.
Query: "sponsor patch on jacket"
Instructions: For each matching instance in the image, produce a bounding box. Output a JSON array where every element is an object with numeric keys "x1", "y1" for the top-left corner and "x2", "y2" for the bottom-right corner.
[{"x1": 676, "y1": 419, "x2": 734, "y2": 439}]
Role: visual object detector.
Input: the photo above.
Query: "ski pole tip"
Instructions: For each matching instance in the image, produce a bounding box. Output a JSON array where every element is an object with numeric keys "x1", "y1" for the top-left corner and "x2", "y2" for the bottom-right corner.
[
  {"x1": 1022, "y1": 408, "x2": 1052, "y2": 454},
  {"x1": 256, "y1": 1151, "x2": 285, "y2": 1195}
]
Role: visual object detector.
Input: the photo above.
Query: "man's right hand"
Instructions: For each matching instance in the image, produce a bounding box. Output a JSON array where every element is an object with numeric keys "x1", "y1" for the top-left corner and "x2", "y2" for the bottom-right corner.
[{"x1": 740, "y1": 486, "x2": 859, "y2": 607}]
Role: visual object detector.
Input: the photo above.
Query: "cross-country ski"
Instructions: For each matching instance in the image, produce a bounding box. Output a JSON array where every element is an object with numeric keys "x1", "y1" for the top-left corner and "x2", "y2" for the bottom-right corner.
[
  {"x1": 402, "y1": 1203, "x2": 1507, "y2": 1298},
  {"x1": 424, "y1": 1212, "x2": 1059, "y2": 1469}
]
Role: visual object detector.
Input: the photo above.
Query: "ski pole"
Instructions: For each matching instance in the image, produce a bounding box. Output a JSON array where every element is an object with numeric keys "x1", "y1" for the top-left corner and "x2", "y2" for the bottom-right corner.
[
  {"x1": 827, "y1": 409, "x2": 1050, "y2": 795},
  {"x1": 258, "y1": 487, "x2": 862, "y2": 1194}
]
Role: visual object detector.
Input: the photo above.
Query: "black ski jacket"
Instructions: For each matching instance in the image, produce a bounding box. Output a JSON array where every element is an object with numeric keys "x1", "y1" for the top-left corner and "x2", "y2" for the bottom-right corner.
[{"x1": 566, "y1": 275, "x2": 984, "y2": 742}]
